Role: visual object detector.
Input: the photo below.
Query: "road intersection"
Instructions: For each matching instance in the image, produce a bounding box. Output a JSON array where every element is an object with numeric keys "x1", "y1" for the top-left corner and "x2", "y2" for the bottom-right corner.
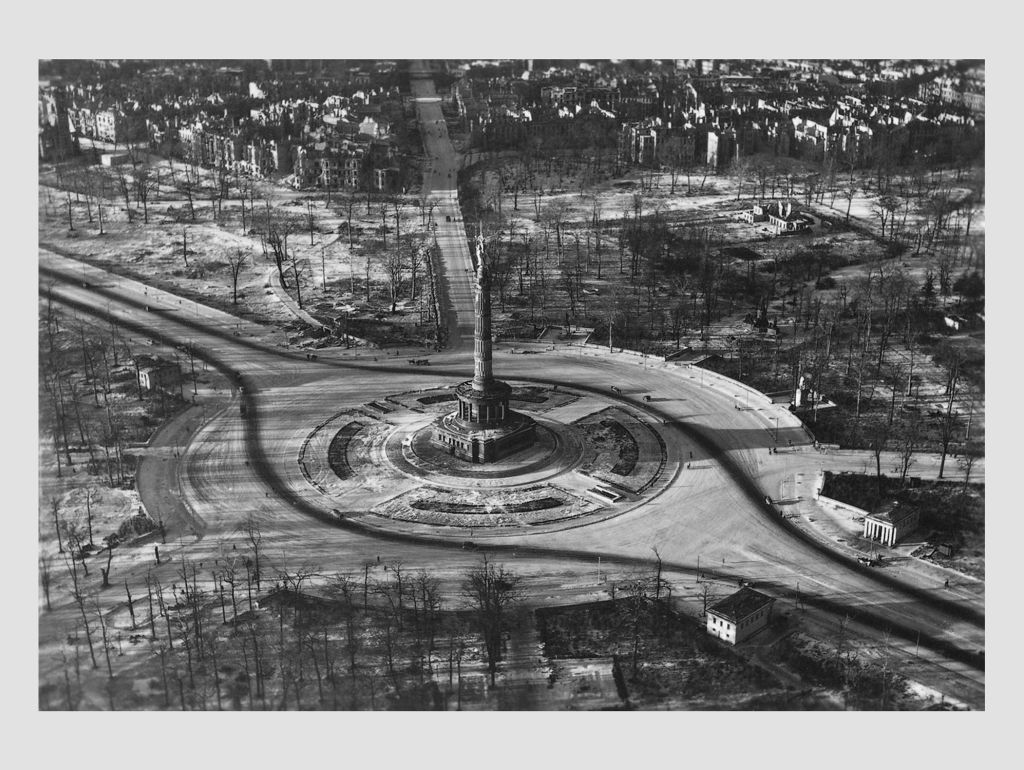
[{"x1": 36, "y1": 62, "x2": 985, "y2": 707}]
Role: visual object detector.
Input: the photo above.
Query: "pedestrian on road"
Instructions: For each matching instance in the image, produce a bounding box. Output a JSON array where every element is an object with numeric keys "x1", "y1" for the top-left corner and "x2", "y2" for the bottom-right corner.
[
  {"x1": 154, "y1": 546, "x2": 160, "y2": 564},
  {"x1": 944, "y1": 579, "x2": 949, "y2": 588}
]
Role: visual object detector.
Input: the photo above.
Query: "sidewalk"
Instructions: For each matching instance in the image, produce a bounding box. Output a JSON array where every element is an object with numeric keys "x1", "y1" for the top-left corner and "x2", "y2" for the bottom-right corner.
[
  {"x1": 135, "y1": 401, "x2": 219, "y2": 540},
  {"x1": 814, "y1": 448, "x2": 984, "y2": 484},
  {"x1": 264, "y1": 267, "x2": 324, "y2": 329}
]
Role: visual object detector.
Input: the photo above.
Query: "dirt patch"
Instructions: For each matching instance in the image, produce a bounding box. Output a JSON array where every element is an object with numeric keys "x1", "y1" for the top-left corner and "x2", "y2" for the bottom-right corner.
[
  {"x1": 536, "y1": 599, "x2": 783, "y2": 707},
  {"x1": 770, "y1": 633, "x2": 907, "y2": 710},
  {"x1": 509, "y1": 386, "x2": 549, "y2": 404},
  {"x1": 410, "y1": 496, "x2": 564, "y2": 515},
  {"x1": 579, "y1": 417, "x2": 638, "y2": 476},
  {"x1": 327, "y1": 421, "x2": 364, "y2": 480},
  {"x1": 417, "y1": 393, "x2": 457, "y2": 406}
]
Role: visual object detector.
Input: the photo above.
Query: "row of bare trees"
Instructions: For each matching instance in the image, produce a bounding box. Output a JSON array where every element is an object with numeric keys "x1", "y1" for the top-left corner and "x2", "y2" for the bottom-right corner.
[
  {"x1": 42, "y1": 520, "x2": 525, "y2": 711},
  {"x1": 40, "y1": 295, "x2": 172, "y2": 484}
]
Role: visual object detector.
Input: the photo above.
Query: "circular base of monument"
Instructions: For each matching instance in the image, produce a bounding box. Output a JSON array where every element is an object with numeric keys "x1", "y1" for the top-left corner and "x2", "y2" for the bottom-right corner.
[
  {"x1": 296, "y1": 382, "x2": 677, "y2": 536},
  {"x1": 391, "y1": 416, "x2": 583, "y2": 487},
  {"x1": 431, "y1": 409, "x2": 538, "y2": 464}
]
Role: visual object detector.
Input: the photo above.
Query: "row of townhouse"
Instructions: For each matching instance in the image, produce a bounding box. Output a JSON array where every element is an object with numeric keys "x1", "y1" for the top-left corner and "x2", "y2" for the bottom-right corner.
[
  {"x1": 39, "y1": 87, "x2": 147, "y2": 158},
  {"x1": 70, "y1": 104, "x2": 146, "y2": 145},
  {"x1": 174, "y1": 121, "x2": 401, "y2": 192},
  {"x1": 37, "y1": 92, "x2": 138, "y2": 148},
  {"x1": 473, "y1": 108, "x2": 619, "y2": 153},
  {"x1": 620, "y1": 122, "x2": 741, "y2": 169},
  {"x1": 176, "y1": 122, "x2": 292, "y2": 177},
  {"x1": 917, "y1": 76, "x2": 985, "y2": 115},
  {"x1": 38, "y1": 87, "x2": 77, "y2": 161},
  {"x1": 292, "y1": 143, "x2": 364, "y2": 189},
  {"x1": 615, "y1": 101, "x2": 981, "y2": 173}
]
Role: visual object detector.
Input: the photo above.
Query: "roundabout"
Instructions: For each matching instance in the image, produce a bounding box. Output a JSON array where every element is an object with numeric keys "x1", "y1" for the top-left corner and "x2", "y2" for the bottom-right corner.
[
  {"x1": 40, "y1": 251, "x2": 986, "y2": 707},
  {"x1": 33, "y1": 57, "x2": 986, "y2": 708},
  {"x1": 296, "y1": 381, "x2": 677, "y2": 534},
  {"x1": 288, "y1": 232, "x2": 681, "y2": 537}
]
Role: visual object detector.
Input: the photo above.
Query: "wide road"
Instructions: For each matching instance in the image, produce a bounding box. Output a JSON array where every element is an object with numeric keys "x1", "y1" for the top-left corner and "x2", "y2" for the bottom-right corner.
[
  {"x1": 41, "y1": 246, "x2": 984, "y2": 707},
  {"x1": 406, "y1": 65, "x2": 474, "y2": 352},
  {"x1": 36, "y1": 64, "x2": 985, "y2": 708}
]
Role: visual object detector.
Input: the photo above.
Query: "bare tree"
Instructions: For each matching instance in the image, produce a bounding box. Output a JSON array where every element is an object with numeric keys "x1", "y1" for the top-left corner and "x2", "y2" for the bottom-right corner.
[
  {"x1": 100, "y1": 541, "x2": 116, "y2": 588},
  {"x1": 867, "y1": 419, "x2": 892, "y2": 501},
  {"x1": 51, "y1": 497, "x2": 64, "y2": 553},
  {"x1": 615, "y1": 573, "x2": 654, "y2": 677},
  {"x1": 114, "y1": 166, "x2": 134, "y2": 223},
  {"x1": 345, "y1": 194, "x2": 357, "y2": 250},
  {"x1": 958, "y1": 442, "x2": 982, "y2": 492},
  {"x1": 288, "y1": 253, "x2": 309, "y2": 310},
  {"x1": 227, "y1": 249, "x2": 247, "y2": 305},
  {"x1": 384, "y1": 246, "x2": 404, "y2": 313},
  {"x1": 242, "y1": 515, "x2": 264, "y2": 590},
  {"x1": 462, "y1": 557, "x2": 521, "y2": 685},
  {"x1": 181, "y1": 167, "x2": 197, "y2": 222},
  {"x1": 63, "y1": 553, "x2": 97, "y2": 668},
  {"x1": 40, "y1": 556, "x2": 53, "y2": 611},
  {"x1": 133, "y1": 166, "x2": 156, "y2": 224},
  {"x1": 306, "y1": 198, "x2": 317, "y2": 246},
  {"x1": 265, "y1": 217, "x2": 298, "y2": 290},
  {"x1": 896, "y1": 413, "x2": 921, "y2": 486}
]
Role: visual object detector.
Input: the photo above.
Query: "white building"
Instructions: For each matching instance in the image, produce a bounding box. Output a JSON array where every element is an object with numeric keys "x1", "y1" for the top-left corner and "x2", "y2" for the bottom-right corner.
[
  {"x1": 706, "y1": 587, "x2": 775, "y2": 645},
  {"x1": 862, "y1": 502, "x2": 919, "y2": 548},
  {"x1": 137, "y1": 361, "x2": 181, "y2": 393}
]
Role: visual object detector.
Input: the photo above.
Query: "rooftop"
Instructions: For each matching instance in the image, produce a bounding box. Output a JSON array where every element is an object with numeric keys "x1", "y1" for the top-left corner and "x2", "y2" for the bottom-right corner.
[
  {"x1": 865, "y1": 502, "x2": 917, "y2": 526},
  {"x1": 707, "y1": 587, "x2": 774, "y2": 622}
]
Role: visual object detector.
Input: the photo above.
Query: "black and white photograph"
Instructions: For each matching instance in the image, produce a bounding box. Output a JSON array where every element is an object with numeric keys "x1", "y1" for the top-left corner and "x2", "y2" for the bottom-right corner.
[{"x1": 21, "y1": 5, "x2": 1009, "y2": 757}]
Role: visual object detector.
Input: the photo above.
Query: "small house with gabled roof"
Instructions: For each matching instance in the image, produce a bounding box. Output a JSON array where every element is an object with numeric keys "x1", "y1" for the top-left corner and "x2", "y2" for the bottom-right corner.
[{"x1": 706, "y1": 586, "x2": 775, "y2": 645}]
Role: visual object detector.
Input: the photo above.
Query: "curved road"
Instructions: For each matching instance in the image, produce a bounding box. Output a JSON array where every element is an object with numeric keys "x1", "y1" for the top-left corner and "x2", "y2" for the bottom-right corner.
[
  {"x1": 37, "y1": 62, "x2": 985, "y2": 707},
  {"x1": 41, "y1": 251, "x2": 984, "y2": 706}
]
